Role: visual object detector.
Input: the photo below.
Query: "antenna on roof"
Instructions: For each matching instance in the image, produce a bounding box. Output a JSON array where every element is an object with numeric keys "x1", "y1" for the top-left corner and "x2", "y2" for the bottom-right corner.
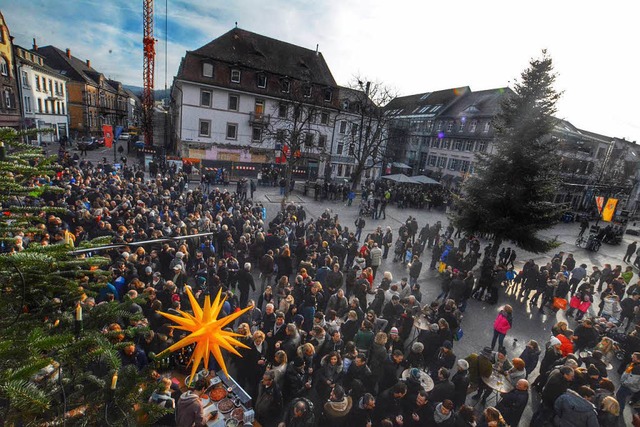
[{"x1": 315, "y1": 44, "x2": 319, "y2": 56}]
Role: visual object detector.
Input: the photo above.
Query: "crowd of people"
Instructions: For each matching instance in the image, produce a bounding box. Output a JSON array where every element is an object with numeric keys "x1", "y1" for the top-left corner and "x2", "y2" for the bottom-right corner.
[{"x1": 8, "y1": 150, "x2": 640, "y2": 427}]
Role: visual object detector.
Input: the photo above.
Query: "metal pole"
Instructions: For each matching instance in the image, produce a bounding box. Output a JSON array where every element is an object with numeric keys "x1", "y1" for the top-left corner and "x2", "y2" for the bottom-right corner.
[{"x1": 357, "y1": 82, "x2": 370, "y2": 160}]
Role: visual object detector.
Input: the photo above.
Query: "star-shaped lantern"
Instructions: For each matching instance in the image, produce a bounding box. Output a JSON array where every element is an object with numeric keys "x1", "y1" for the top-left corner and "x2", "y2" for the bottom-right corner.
[{"x1": 157, "y1": 288, "x2": 252, "y2": 384}]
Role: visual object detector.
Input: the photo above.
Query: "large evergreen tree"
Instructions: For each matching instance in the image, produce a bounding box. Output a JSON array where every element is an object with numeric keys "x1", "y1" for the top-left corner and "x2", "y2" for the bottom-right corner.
[
  {"x1": 453, "y1": 51, "x2": 562, "y2": 254},
  {"x1": 0, "y1": 129, "x2": 160, "y2": 425}
]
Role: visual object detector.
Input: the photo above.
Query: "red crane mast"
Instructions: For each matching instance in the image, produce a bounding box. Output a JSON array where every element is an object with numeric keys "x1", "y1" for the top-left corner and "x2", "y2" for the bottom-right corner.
[{"x1": 142, "y1": 0, "x2": 155, "y2": 147}]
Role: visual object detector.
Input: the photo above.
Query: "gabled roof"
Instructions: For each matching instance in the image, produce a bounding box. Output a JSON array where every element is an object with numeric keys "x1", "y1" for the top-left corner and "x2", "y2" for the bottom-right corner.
[
  {"x1": 37, "y1": 45, "x2": 127, "y2": 95},
  {"x1": 439, "y1": 87, "x2": 513, "y2": 118},
  {"x1": 384, "y1": 87, "x2": 469, "y2": 116},
  {"x1": 37, "y1": 45, "x2": 99, "y2": 85},
  {"x1": 123, "y1": 88, "x2": 140, "y2": 102},
  {"x1": 337, "y1": 86, "x2": 376, "y2": 112},
  {"x1": 13, "y1": 45, "x2": 69, "y2": 80},
  {"x1": 191, "y1": 27, "x2": 337, "y2": 87}
]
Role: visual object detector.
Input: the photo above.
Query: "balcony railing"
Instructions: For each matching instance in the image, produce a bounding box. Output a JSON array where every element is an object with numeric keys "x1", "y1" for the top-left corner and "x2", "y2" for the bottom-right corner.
[{"x1": 249, "y1": 112, "x2": 270, "y2": 125}]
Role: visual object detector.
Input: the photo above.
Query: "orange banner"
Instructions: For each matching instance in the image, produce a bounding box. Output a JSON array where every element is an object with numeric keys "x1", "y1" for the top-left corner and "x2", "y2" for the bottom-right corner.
[
  {"x1": 602, "y1": 198, "x2": 618, "y2": 222},
  {"x1": 595, "y1": 196, "x2": 604, "y2": 214},
  {"x1": 102, "y1": 125, "x2": 113, "y2": 148}
]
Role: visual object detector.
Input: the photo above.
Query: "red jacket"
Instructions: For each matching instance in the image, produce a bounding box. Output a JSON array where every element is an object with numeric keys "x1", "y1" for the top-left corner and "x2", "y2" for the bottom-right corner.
[{"x1": 556, "y1": 334, "x2": 574, "y2": 357}]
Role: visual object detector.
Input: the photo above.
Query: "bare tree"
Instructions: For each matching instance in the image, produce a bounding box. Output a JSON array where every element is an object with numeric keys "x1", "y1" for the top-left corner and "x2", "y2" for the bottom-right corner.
[
  {"x1": 344, "y1": 78, "x2": 398, "y2": 190},
  {"x1": 261, "y1": 81, "x2": 333, "y2": 198}
]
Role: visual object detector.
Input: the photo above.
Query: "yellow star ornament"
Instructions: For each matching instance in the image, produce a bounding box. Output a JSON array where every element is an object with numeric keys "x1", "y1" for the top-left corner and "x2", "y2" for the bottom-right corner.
[{"x1": 157, "y1": 288, "x2": 252, "y2": 384}]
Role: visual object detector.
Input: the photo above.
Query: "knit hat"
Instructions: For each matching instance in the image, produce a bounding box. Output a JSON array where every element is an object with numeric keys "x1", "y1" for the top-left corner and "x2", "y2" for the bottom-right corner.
[
  {"x1": 549, "y1": 336, "x2": 562, "y2": 347},
  {"x1": 442, "y1": 340, "x2": 453, "y2": 350},
  {"x1": 145, "y1": 266, "x2": 153, "y2": 274},
  {"x1": 410, "y1": 368, "x2": 421, "y2": 381},
  {"x1": 587, "y1": 364, "x2": 600, "y2": 377},
  {"x1": 390, "y1": 327, "x2": 399, "y2": 335},
  {"x1": 429, "y1": 324, "x2": 439, "y2": 332},
  {"x1": 457, "y1": 359, "x2": 469, "y2": 370}
]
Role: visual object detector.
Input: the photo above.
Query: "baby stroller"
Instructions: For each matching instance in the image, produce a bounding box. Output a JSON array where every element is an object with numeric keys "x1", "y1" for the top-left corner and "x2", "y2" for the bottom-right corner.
[{"x1": 359, "y1": 202, "x2": 374, "y2": 218}]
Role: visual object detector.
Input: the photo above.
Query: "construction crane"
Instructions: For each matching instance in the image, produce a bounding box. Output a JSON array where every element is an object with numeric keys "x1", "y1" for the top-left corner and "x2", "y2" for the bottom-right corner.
[{"x1": 142, "y1": 0, "x2": 155, "y2": 147}]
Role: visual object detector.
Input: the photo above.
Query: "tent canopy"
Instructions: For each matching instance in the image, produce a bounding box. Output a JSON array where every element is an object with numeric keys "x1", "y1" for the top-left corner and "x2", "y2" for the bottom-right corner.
[
  {"x1": 411, "y1": 175, "x2": 441, "y2": 185},
  {"x1": 382, "y1": 173, "x2": 417, "y2": 184}
]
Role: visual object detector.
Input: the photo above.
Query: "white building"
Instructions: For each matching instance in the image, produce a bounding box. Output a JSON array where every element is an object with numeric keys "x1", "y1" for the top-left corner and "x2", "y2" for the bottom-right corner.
[
  {"x1": 171, "y1": 27, "x2": 343, "y2": 180},
  {"x1": 14, "y1": 42, "x2": 69, "y2": 144}
]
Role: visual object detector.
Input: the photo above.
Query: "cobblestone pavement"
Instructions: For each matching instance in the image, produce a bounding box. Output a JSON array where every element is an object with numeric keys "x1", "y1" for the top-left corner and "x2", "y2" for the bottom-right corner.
[{"x1": 53, "y1": 142, "x2": 635, "y2": 424}]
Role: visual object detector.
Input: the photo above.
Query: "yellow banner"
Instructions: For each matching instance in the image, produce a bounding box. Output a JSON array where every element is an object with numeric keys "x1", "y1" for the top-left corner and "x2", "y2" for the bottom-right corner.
[{"x1": 601, "y1": 198, "x2": 618, "y2": 222}]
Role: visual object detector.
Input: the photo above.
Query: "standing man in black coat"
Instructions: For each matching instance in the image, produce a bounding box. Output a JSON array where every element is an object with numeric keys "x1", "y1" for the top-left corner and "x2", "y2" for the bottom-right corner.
[
  {"x1": 378, "y1": 350, "x2": 404, "y2": 393},
  {"x1": 354, "y1": 216, "x2": 365, "y2": 242},
  {"x1": 409, "y1": 256, "x2": 422, "y2": 287},
  {"x1": 237, "y1": 262, "x2": 256, "y2": 309},
  {"x1": 496, "y1": 379, "x2": 529, "y2": 427},
  {"x1": 451, "y1": 359, "x2": 470, "y2": 409},
  {"x1": 625, "y1": 241, "x2": 638, "y2": 263},
  {"x1": 382, "y1": 227, "x2": 393, "y2": 260}
]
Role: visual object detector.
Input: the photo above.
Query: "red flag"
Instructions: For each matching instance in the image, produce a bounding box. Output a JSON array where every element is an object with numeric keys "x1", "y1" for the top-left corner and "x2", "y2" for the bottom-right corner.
[{"x1": 102, "y1": 125, "x2": 114, "y2": 148}]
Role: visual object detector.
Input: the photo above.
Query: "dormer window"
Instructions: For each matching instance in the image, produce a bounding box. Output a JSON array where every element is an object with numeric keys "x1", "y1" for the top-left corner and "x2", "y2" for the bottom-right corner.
[
  {"x1": 303, "y1": 85, "x2": 312, "y2": 98},
  {"x1": 342, "y1": 100, "x2": 350, "y2": 110},
  {"x1": 257, "y1": 74, "x2": 267, "y2": 88},
  {"x1": 324, "y1": 89, "x2": 332, "y2": 102},
  {"x1": 281, "y1": 79, "x2": 290, "y2": 93},
  {"x1": 447, "y1": 121, "x2": 454, "y2": 132},
  {"x1": 231, "y1": 69, "x2": 241, "y2": 83},
  {"x1": 202, "y1": 63, "x2": 213, "y2": 77}
]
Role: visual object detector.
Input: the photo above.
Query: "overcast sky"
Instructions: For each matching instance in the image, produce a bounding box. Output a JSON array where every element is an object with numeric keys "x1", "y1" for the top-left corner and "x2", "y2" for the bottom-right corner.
[{"x1": 4, "y1": 0, "x2": 638, "y2": 142}]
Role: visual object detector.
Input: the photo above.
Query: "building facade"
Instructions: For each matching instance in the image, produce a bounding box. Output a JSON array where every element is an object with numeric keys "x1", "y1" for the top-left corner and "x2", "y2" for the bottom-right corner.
[
  {"x1": 123, "y1": 88, "x2": 141, "y2": 129},
  {"x1": 14, "y1": 42, "x2": 69, "y2": 144},
  {"x1": 0, "y1": 12, "x2": 21, "y2": 128},
  {"x1": 388, "y1": 85, "x2": 640, "y2": 212},
  {"x1": 37, "y1": 46, "x2": 127, "y2": 138},
  {"x1": 327, "y1": 86, "x2": 383, "y2": 182},
  {"x1": 386, "y1": 87, "x2": 470, "y2": 176},
  {"x1": 171, "y1": 28, "x2": 344, "y2": 178},
  {"x1": 387, "y1": 87, "x2": 510, "y2": 189},
  {"x1": 552, "y1": 121, "x2": 639, "y2": 211}
]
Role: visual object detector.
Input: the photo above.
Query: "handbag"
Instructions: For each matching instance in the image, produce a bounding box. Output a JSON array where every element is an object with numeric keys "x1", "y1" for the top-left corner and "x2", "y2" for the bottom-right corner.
[
  {"x1": 454, "y1": 328, "x2": 464, "y2": 341},
  {"x1": 553, "y1": 297, "x2": 568, "y2": 310}
]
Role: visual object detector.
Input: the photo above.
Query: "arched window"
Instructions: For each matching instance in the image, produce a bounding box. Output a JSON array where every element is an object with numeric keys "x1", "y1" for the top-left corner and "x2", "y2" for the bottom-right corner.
[{"x1": 0, "y1": 56, "x2": 8, "y2": 76}]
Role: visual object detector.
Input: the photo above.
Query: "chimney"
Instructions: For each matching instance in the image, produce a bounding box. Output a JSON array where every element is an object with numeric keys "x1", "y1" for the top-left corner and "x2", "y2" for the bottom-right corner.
[
  {"x1": 66, "y1": 48, "x2": 71, "y2": 58},
  {"x1": 315, "y1": 44, "x2": 319, "y2": 56},
  {"x1": 32, "y1": 38, "x2": 38, "y2": 51},
  {"x1": 86, "y1": 59, "x2": 91, "y2": 68}
]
